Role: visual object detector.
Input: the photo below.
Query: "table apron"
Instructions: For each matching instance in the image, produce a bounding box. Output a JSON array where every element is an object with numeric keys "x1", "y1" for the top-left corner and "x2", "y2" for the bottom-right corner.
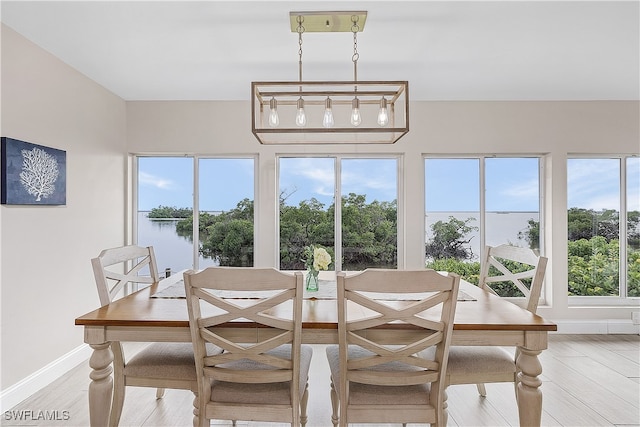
[
  {"x1": 85, "y1": 325, "x2": 547, "y2": 350},
  {"x1": 452, "y1": 330, "x2": 548, "y2": 350}
]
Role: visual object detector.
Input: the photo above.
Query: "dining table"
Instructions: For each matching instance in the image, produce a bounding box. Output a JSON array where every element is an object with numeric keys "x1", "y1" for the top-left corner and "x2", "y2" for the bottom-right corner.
[{"x1": 75, "y1": 271, "x2": 557, "y2": 427}]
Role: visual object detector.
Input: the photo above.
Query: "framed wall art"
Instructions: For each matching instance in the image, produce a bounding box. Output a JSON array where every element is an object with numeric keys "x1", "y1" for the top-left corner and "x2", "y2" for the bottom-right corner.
[{"x1": 1, "y1": 137, "x2": 66, "y2": 205}]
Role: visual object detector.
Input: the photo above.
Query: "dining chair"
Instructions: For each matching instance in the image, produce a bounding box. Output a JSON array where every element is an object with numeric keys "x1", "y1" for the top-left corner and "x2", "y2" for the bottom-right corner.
[
  {"x1": 429, "y1": 244, "x2": 548, "y2": 397},
  {"x1": 92, "y1": 245, "x2": 222, "y2": 427},
  {"x1": 183, "y1": 266, "x2": 313, "y2": 427},
  {"x1": 325, "y1": 269, "x2": 460, "y2": 427}
]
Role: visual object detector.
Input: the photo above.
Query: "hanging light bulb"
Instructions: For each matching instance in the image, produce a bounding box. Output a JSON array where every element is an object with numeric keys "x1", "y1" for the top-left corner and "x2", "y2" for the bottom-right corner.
[
  {"x1": 268, "y1": 97, "x2": 279, "y2": 127},
  {"x1": 295, "y1": 97, "x2": 306, "y2": 127},
  {"x1": 377, "y1": 97, "x2": 389, "y2": 127},
  {"x1": 323, "y1": 97, "x2": 334, "y2": 128},
  {"x1": 350, "y1": 97, "x2": 362, "y2": 126}
]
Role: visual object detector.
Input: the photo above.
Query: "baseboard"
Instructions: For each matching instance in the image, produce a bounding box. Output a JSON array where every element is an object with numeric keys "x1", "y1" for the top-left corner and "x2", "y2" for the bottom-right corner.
[
  {"x1": 554, "y1": 319, "x2": 640, "y2": 334},
  {"x1": 0, "y1": 344, "x2": 92, "y2": 412}
]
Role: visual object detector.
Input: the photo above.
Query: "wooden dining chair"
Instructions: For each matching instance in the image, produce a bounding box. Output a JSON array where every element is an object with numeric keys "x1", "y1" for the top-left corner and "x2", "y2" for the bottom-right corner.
[
  {"x1": 429, "y1": 244, "x2": 548, "y2": 397},
  {"x1": 183, "y1": 267, "x2": 313, "y2": 427},
  {"x1": 325, "y1": 269, "x2": 460, "y2": 427},
  {"x1": 92, "y1": 245, "x2": 222, "y2": 427}
]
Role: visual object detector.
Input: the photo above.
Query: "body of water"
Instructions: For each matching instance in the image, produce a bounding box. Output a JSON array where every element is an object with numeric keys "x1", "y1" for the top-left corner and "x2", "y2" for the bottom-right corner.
[{"x1": 137, "y1": 212, "x2": 216, "y2": 274}]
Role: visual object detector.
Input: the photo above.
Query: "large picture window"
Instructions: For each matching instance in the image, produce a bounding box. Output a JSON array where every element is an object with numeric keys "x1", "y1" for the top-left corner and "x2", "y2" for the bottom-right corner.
[
  {"x1": 425, "y1": 156, "x2": 542, "y2": 296},
  {"x1": 567, "y1": 156, "x2": 639, "y2": 299},
  {"x1": 135, "y1": 156, "x2": 255, "y2": 273},
  {"x1": 278, "y1": 156, "x2": 399, "y2": 271}
]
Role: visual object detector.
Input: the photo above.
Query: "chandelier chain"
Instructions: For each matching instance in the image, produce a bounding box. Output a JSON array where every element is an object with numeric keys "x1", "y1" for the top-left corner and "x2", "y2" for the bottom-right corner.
[
  {"x1": 352, "y1": 15, "x2": 360, "y2": 90},
  {"x1": 297, "y1": 16, "x2": 305, "y2": 84}
]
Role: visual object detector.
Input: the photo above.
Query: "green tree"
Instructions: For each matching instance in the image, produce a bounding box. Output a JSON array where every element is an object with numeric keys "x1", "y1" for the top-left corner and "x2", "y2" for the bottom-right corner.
[
  {"x1": 628, "y1": 210, "x2": 640, "y2": 249},
  {"x1": 175, "y1": 199, "x2": 255, "y2": 267},
  {"x1": 148, "y1": 205, "x2": 192, "y2": 219},
  {"x1": 341, "y1": 193, "x2": 397, "y2": 270},
  {"x1": 425, "y1": 217, "x2": 478, "y2": 261},
  {"x1": 568, "y1": 208, "x2": 620, "y2": 242},
  {"x1": 426, "y1": 258, "x2": 480, "y2": 285},
  {"x1": 279, "y1": 198, "x2": 334, "y2": 270},
  {"x1": 201, "y1": 219, "x2": 253, "y2": 267},
  {"x1": 568, "y1": 236, "x2": 619, "y2": 296},
  {"x1": 521, "y1": 210, "x2": 640, "y2": 296},
  {"x1": 277, "y1": 193, "x2": 398, "y2": 270}
]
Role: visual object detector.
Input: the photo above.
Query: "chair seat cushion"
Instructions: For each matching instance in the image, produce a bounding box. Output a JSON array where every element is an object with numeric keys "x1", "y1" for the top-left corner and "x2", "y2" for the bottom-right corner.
[
  {"x1": 210, "y1": 344, "x2": 313, "y2": 405},
  {"x1": 125, "y1": 342, "x2": 221, "y2": 380},
  {"x1": 325, "y1": 345, "x2": 431, "y2": 405},
  {"x1": 447, "y1": 346, "x2": 516, "y2": 375}
]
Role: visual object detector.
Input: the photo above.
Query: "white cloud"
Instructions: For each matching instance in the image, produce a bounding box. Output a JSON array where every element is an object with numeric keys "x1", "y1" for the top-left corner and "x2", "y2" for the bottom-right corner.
[
  {"x1": 138, "y1": 171, "x2": 176, "y2": 190},
  {"x1": 568, "y1": 159, "x2": 620, "y2": 210},
  {"x1": 501, "y1": 178, "x2": 539, "y2": 200}
]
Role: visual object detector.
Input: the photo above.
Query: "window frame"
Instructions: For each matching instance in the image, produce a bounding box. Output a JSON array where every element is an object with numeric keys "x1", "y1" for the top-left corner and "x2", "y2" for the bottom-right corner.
[
  {"x1": 132, "y1": 154, "x2": 258, "y2": 271},
  {"x1": 567, "y1": 154, "x2": 640, "y2": 305},
  {"x1": 423, "y1": 154, "x2": 546, "y2": 306},
  {"x1": 276, "y1": 153, "x2": 404, "y2": 271}
]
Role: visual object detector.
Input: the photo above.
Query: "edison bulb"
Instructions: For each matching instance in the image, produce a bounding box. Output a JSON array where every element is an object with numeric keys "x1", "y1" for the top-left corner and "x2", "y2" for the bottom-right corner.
[
  {"x1": 350, "y1": 98, "x2": 362, "y2": 126},
  {"x1": 268, "y1": 98, "x2": 279, "y2": 127},
  {"x1": 295, "y1": 97, "x2": 306, "y2": 127},
  {"x1": 377, "y1": 97, "x2": 389, "y2": 127},
  {"x1": 323, "y1": 97, "x2": 334, "y2": 128}
]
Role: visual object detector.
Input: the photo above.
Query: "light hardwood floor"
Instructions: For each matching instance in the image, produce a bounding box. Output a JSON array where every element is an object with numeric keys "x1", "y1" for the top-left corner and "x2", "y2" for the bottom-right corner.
[{"x1": 3, "y1": 334, "x2": 639, "y2": 427}]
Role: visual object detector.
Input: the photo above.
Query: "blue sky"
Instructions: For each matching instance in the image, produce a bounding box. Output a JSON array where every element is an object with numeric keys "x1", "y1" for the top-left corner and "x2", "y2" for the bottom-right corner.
[{"x1": 137, "y1": 156, "x2": 640, "y2": 213}]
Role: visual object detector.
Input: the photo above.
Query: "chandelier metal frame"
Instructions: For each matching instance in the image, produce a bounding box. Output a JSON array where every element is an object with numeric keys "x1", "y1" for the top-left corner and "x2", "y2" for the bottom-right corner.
[{"x1": 251, "y1": 11, "x2": 409, "y2": 145}]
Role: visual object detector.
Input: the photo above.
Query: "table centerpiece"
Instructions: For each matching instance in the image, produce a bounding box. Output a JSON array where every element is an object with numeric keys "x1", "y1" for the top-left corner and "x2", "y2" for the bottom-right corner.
[{"x1": 302, "y1": 244, "x2": 332, "y2": 291}]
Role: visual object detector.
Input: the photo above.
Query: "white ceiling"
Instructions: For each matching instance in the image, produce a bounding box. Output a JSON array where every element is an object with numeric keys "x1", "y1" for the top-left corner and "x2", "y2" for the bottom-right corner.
[{"x1": 2, "y1": 1, "x2": 639, "y2": 101}]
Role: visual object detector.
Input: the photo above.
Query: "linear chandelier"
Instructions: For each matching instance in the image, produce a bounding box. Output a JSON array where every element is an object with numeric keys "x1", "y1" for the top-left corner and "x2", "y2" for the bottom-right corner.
[{"x1": 251, "y1": 11, "x2": 409, "y2": 145}]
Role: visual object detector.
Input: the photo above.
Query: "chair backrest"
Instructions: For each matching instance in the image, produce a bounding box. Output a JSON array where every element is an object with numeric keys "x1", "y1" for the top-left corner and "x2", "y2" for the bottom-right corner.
[
  {"x1": 91, "y1": 245, "x2": 160, "y2": 306},
  {"x1": 479, "y1": 244, "x2": 548, "y2": 313},
  {"x1": 183, "y1": 267, "x2": 305, "y2": 417},
  {"x1": 336, "y1": 269, "x2": 460, "y2": 415}
]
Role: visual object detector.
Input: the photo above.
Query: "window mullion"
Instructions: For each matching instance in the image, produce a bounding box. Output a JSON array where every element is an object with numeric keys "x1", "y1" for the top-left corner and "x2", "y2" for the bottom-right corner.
[
  {"x1": 479, "y1": 157, "x2": 486, "y2": 260},
  {"x1": 335, "y1": 157, "x2": 342, "y2": 272},
  {"x1": 193, "y1": 156, "x2": 199, "y2": 271},
  {"x1": 620, "y1": 157, "x2": 628, "y2": 298}
]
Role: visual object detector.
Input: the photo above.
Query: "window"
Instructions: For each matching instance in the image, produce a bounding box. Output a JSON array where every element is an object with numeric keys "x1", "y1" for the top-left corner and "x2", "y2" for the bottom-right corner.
[
  {"x1": 424, "y1": 156, "x2": 542, "y2": 296},
  {"x1": 137, "y1": 157, "x2": 195, "y2": 274},
  {"x1": 341, "y1": 158, "x2": 398, "y2": 270},
  {"x1": 278, "y1": 156, "x2": 399, "y2": 271},
  {"x1": 198, "y1": 158, "x2": 255, "y2": 267},
  {"x1": 567, "y1": 156, "x2": 639, "y2": 299},
  {"x1": 135, "y1": 156, "x2": 255, "y2": 273}
]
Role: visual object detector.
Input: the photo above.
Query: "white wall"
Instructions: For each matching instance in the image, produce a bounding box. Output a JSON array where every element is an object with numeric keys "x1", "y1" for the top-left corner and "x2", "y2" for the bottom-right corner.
[
  {"x1": 127, "y1": 100, "x2": 640, "y2": 327},
  {"x1": 1, "y1": 25, "x2": 126, "y2": 394}
]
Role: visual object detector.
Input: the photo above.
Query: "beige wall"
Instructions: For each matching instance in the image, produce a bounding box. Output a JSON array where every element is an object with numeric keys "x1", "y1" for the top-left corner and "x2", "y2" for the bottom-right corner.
[
  {"x1": 1, "y1": 25, "x2": 126, "y2": 389},
  {"x1": 1, "y1": 21, "x2": 639, "y2": 402}
]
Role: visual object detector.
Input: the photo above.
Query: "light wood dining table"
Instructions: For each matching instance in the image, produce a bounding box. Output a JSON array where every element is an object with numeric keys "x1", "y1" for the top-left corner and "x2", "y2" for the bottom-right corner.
[{"x1": 76, "y1": 272, "x2": 557, "y2": 427}]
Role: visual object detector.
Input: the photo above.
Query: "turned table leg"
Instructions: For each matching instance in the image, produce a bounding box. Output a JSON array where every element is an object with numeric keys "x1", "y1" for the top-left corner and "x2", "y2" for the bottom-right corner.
[
  {"x1": 88, "y1": 342, "x2": 114, "y2": 427},
  {"x1": 516, "y1": 346, "x2": 543, "y2": 427}
]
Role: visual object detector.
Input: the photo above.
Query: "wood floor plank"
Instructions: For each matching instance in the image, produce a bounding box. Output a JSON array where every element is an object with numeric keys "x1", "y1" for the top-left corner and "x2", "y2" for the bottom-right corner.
[
  {"x1": 140, "y1": 389, "x2": 195, "y2": 427},
  {"x1": 540, "y1": 355, "x2": 640, "y2": 424},
  {"x1": 558, "y1": 336, "x2": 640, "y2": 377},
  {"x1": 585, "y1": 334, "x2": 640, "y2": 351},
  {"x1": 613, "y1": 349, "x2": 640, "y2": 366},
  {"x1": 546, "y1": 334, "x2": 589, "y2": 357},
  {"x1": 553, "y1": 355, "x2": 639, "y2": 408},
  {"x1": 4, "y1": 335, "x2": 639, "y2": 427},
  {"x1": 445, "y1": 384, "x2": 510, "y2": 427},
  {"x1": 536, "y1": 381, "x2": 613, "y2": 426}
]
